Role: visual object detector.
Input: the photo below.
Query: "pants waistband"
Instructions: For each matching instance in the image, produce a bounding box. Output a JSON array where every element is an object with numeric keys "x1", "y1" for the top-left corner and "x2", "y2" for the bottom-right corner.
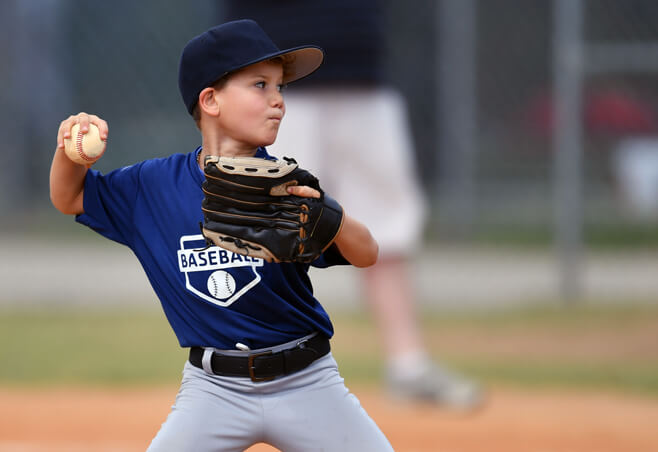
[{"x1": 188, "y1": 334, "x2": 330, "y2": 382}]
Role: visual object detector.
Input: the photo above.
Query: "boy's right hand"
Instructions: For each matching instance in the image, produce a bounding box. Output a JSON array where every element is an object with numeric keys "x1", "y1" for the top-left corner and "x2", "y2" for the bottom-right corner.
[
  {"x1": 51, "y1": 112, "x2": 107, "y2": 215},
  {"x1": 56, "y1": 112, "x2": 109, "y2": 152}
]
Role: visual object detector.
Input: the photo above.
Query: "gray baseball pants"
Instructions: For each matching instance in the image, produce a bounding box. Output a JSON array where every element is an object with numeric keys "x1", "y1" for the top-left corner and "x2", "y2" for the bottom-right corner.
[{"x1": 147, "y1": 352, "x2": 393, "y2": 452}]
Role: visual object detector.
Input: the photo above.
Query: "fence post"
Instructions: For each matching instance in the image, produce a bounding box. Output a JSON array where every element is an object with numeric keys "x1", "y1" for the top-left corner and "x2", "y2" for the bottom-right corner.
[
  {"x1": 553, "y1": 0, "x2": 585, "y2": 301},
  {"x1": 437, "y1": 0, "x2": 477, "y2": 235}
]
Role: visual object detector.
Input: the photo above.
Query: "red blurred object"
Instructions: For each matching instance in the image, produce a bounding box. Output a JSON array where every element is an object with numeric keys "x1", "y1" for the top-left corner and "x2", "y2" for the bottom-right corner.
[{"x1": 525, "y1": 90, "x2": 657, "y2": 138}]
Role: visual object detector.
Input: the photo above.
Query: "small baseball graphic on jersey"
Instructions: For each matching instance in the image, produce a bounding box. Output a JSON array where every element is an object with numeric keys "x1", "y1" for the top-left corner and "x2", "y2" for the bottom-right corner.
[
  {"x1": 178, "y1": 234, "x2": 264, "y2": 307},
  {"x1": 207, "y1": 270, "x2": 236, "y2": 300}
]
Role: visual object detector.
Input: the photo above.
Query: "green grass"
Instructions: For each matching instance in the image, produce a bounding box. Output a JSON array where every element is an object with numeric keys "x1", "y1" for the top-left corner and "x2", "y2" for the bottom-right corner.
[
  {"x1": 458, "y1": 360, "x2": 658, "y2": 394},
  {"x1": 332, "y1": 303, "x2": 658, "y2": 396},
  {"x1": 0, "y1": 310, "x2": 186, "y2": 385},
  {"x1": 1, "y1": 303, "x2": 657, "y2": 396}
]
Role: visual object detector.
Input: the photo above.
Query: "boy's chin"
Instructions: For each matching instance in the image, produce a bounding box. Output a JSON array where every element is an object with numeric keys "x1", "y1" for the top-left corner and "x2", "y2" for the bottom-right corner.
[
  {"x1": 242, "y1": 137, "x2": 275, "y2": 148},
  {"x1": 249, "y1": 131, "x2": 278, "y2": 148},
  {"x1": 253, "y1": 141, "x2": 274, "y2": 149},
  {"x1": 261, "y1": 136, "x2": 277, "y2": 147}
]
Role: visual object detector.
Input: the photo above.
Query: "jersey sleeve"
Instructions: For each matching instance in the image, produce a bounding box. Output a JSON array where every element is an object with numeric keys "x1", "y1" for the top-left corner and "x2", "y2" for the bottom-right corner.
[
  {"x1": 310, "y1": 244, "x2": 349, "y2": 268},
  {"x1": 75, "y1": 163, "x2": 143, "y2": 246}
]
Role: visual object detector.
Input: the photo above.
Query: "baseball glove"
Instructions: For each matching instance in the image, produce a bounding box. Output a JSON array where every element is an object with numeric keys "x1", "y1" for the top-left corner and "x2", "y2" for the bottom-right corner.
[{"x1": 201, "y1": 155, "x2": 344, "y2": 263}]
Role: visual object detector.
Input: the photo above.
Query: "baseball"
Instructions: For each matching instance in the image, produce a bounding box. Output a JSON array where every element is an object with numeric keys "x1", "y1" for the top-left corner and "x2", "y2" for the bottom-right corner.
[
  {"x1": 64, "y1": 123, "x2": 106, "y2": 165},
  {"x1": 207, "y1": 270, "x2": 237, "y2": 300}
]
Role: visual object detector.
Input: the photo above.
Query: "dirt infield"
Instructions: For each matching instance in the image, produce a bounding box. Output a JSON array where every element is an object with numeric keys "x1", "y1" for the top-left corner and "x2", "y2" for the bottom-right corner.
[{"x1": 1, "y1": 386, "x2": 656, "y2": 452}]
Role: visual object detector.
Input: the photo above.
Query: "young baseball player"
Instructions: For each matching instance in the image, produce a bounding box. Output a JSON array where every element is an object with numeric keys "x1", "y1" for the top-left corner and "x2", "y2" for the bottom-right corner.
[
  {"x1": 50, "y1": 20, "x2": 393, "y2": 452},
  {"x1": 223, "y1": 0, "x2": 482, "y2": 409}
]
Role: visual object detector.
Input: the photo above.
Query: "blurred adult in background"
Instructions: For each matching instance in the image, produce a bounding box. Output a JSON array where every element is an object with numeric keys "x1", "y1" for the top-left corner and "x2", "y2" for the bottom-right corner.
[{"x1": 221, "y1": 0, "x2": 482, "y2": 408}]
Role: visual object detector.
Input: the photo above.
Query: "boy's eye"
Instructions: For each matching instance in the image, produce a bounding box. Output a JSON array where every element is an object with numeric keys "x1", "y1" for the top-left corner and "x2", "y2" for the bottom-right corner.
[
  {"x1": 278, "y1": 84, "x2": 287, "y2": 93},
  {"x1": 255, "y1": 81, "x2": 266, "y2": 89}
]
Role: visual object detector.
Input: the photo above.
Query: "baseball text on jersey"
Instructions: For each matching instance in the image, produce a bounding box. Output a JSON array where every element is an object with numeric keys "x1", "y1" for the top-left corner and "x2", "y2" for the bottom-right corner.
[{"x1": 178, "y1": 234, "x2": 264, "y2": 307}]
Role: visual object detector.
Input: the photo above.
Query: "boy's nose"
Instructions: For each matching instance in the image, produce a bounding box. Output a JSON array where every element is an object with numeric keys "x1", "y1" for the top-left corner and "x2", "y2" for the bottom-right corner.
[{"x1": 270, "y1": 90, "x2": 284, "y2": 108}]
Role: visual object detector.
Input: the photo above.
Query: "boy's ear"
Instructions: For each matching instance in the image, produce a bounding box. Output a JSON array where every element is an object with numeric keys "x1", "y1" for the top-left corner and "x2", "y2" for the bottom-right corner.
[{"x1": 198, "y1": 87, "x2": 220, "y2": 117}]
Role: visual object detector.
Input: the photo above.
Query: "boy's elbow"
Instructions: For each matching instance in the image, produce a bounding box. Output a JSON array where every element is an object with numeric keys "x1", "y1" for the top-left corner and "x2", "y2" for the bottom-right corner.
[
  {"x1": 50, "y1": 197, "x2": 71, "y2": 215},
  {"x1": 353, "y1": 241, "x2": 379, "y2": 268},
  {"x1": 50, "y1": 190, "x2": 83, "y2": 216},
  {"x1": 367, "y1": 242, "x2": 379, "y2": 267},
  {"x1": 50, "y1": 191, "x2": 64, "y2": 213}
]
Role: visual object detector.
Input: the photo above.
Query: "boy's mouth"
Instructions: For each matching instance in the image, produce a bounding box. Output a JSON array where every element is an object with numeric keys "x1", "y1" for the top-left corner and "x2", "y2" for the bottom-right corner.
[{"x1": 268, "y1": 110, "x2": 283, "y2": 122}]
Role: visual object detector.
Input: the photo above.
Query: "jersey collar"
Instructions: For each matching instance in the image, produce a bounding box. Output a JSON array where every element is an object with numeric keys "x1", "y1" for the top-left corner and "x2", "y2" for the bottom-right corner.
[{"x1": 256, "y1": 147, "x2": 277, "y2": 161}]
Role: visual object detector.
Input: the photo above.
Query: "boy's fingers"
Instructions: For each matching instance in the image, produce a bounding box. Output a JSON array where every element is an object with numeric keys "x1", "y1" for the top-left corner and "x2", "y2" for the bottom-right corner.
[
  {"x1": 57, "y1": 113, "x2": 109, "y2": 148},
  {"x1": 89, "y1": 116, "x2": 109, "y2": 140},
  {"x1": 56, "y1": 124, "x2": 66, "y2": 149},
  {"x1": 57, "y1": 115, "x2": 77, "y2": 148},
  {"x1": 81, "y1": 114, "x2": 108, "y2": 139},
  {"x1": 77, "y1": 112, "x2": 90, "y2": 133},
  {"x1": 287, "y1": 185, "x2": 321, "y2": 198}
]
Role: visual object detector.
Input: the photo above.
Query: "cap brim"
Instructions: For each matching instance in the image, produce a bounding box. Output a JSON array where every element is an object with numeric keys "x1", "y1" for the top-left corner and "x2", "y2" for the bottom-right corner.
[
  {"x1": 278, "y1": 46, "x2": 325, "y2": 84},
  {"x1": 224, "y1": 45, "x2": 324, "y2": 85}
]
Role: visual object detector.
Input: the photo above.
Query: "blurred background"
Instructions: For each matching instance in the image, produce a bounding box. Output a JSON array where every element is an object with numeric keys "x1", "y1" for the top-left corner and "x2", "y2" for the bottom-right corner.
[
  {"x1": 1, "y1": 1, "x2": 657, "y2": 451},
  {"x1": 2, "y1": 0, "x2": 658, "y2": 305}
]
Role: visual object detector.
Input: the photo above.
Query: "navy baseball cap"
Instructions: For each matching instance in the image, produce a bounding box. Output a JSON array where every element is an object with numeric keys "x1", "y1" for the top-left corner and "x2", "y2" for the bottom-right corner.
[{"x1": 178, "y1": 19, "x2": 324, "y2": 115}]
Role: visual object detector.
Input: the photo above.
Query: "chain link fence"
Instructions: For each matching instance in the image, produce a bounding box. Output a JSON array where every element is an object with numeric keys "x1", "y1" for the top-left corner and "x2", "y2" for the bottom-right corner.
[{"x1": 2, "y1": 0, "x2": 658, "y2": 242}]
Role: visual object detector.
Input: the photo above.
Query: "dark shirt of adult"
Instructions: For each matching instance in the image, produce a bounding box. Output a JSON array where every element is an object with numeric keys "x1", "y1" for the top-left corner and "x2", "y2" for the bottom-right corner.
[{"x1": 221, "y1": 0, "x2": 386, "y2": 87}]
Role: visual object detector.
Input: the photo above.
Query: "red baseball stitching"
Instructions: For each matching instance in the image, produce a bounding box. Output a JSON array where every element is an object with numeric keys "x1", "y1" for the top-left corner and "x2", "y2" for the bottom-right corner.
[{"x1": 75, "y1": 129, "x2": 97, "y2": 162}]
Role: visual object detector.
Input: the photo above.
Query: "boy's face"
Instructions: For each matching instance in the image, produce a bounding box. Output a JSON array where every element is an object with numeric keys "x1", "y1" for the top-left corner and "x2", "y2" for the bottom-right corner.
[{"x1": 214, "y1": 60, "x2": 285, "y2": 147}]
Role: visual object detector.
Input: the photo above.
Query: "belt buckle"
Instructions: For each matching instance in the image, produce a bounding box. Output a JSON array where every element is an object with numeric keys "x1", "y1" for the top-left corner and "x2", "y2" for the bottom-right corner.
[{"x1": 248, "y1": 350, "x2": 275, "y2": 382}]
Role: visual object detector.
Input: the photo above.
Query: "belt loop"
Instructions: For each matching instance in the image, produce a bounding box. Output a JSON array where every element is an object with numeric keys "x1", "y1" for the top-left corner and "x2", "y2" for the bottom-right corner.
[
  {"x1": 201, "y1": 347, "x2": 215, "y2": 374},
  {"x1": 282, "y1": 349, "x2": 291, "y2": 375}
]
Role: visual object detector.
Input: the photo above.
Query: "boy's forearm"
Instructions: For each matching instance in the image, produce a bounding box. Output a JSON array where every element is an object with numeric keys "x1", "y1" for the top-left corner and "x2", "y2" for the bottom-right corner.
[
  {"x1": 49, "y1": 147, "x2": 87, "y2": 215},
  {"x1": 334, "y1": 214, "x2": 379, "y2": 268}
]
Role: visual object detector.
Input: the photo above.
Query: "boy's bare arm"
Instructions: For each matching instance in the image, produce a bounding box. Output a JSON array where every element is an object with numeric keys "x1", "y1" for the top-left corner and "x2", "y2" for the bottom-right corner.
[
  {"x1": 286, "y1": 185, "x2": 378, "y2": 267},
  {"x1": 50, "y1": 113, "x2": 108, "y2": 215},
  {"x1": 333, "y1": 214, "x2": 379, "y2": 268}
]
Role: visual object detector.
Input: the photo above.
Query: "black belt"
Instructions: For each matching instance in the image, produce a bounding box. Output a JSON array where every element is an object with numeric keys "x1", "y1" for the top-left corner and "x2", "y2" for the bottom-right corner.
[{"x1": 189, "y1": 334, "x2": 330, "y2": 382}]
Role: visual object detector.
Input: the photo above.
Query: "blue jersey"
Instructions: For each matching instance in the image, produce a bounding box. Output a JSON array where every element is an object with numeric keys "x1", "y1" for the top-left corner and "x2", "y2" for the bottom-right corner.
[{"x1": 76, "y1": 147, "x2": 347, "y2": 349}]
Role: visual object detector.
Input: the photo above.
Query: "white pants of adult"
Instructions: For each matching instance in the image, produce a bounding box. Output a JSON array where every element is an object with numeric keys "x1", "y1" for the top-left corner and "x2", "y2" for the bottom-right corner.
[
  {"x1": 147, "y1": 353, "x2": 393, "y2": 452},
  {"x1": 269, "y1": 87, "x2": 427, "y2": 256}
]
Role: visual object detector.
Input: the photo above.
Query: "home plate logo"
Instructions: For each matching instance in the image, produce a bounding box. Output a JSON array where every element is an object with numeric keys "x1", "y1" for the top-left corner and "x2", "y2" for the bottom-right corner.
[{"x1": 177, "y1": 234, "x2": 264, "y2": 307}]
